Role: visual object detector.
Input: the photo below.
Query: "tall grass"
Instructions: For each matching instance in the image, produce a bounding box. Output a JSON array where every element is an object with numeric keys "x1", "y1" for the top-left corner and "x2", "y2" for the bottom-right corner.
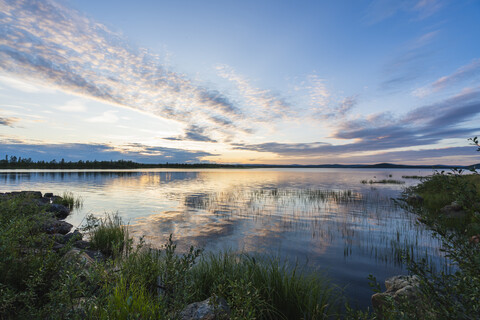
[
  {"x1": 83, "y1": 213, "x2": 131, "y2": 257},
  {"x1": 191, "y1": 252, "x2": 339, "y2": 319},
  {"x1": 54, "y1": 191, "x2": 83, "y2": 210}
]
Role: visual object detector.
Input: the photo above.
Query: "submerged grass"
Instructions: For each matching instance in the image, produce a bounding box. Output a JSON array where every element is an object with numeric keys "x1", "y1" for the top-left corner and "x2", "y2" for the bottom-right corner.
[{"x1": 361, "y1": 179, "x2": 405, "y2": 185}]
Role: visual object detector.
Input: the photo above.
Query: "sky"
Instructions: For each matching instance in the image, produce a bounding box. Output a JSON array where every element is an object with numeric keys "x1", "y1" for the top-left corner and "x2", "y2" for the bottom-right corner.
[{"x1": 0, "y1": 0, "x2": 479, "y2": 165}]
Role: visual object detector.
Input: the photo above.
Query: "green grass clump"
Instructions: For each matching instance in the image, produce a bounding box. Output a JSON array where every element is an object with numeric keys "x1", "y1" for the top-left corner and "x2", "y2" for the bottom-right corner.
[
  {"x1": 53, "y1": 191, "x2": 83, "y2": 210},
  {"x1": 191, "y1": 252, "x2": 339, "y2": 319},
  {"x1": 82, "y1": 213, "x2": 131, "y2": 258},
  {"x1": 93, "y1": 277, "x2": 163, "y2": 319}
]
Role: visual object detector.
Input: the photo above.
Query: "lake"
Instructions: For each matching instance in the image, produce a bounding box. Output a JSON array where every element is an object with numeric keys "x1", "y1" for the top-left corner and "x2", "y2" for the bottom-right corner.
[{"x1": 0, "y1": 168, "x2": 447, "y2": 308}]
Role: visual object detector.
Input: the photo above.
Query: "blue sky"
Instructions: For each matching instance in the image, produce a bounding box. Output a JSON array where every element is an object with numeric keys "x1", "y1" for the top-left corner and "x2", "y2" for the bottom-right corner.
[{"x1": 1, "y1": 0, "x2": 479, "y2": 164}]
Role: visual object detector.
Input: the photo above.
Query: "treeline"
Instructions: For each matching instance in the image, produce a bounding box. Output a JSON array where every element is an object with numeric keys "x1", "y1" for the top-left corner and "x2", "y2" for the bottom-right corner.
[{"x1": 0, "y1": 155, "x2": 242, "y2": 169}]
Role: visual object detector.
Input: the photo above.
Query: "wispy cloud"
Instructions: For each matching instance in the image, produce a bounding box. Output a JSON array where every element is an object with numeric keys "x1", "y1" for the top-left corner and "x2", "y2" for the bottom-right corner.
[
  {"x1": 0, "y1": 0, "x2": 255, "y2": 142},
  {"x1": 381, "y1": 31, "x2": 439, "y2": 90},
  {"x1": 164, "y1": 125, "x2": 217, "y2": 143},
  {"x1": 0, "y1": 139, "x2": 214, "y2": 163},
  {"x1": 233, "y1": 88, "x2": 480, "y2": 160},
  {"x1": 215, "y1": 64, "x2": 291, "y2": 121},
  {"x1": 364, "y1": 0, "x2": 444, "y2": 24},
  {"x1": 414, "y1": 58, "x2": 480, "y2": 97},
  {"x1": 86, "y1": 110, "x2": 119, "y2": 123},
  {"x1": 0, "y1": 116, "x2": 18, "y2": 127},
  {"x1": 54, "y1": 100, "x2": 87, "y2": 112}
]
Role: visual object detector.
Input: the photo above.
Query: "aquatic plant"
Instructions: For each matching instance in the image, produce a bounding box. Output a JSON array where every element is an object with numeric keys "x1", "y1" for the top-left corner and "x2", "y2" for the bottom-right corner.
[{"x1": 53, "y1": 191, "x2": 83, "y2": 209}]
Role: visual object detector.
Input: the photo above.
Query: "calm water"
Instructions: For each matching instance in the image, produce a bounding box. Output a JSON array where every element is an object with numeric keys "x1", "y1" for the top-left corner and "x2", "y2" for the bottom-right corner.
[{"x1": 0, "y1": 168, "x2": 446, "y2": 307}]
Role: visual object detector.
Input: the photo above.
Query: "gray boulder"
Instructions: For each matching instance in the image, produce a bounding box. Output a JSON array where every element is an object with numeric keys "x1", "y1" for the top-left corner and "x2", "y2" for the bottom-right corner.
[
  {"x1": 180, "y1": 297, "x2": 230, "y2": 320},
  {"x1": 46, "y1": 203, "x2": 71, "y2": 219},
  {"x1": 406, "y1": 194, "x2": 423, "y2": 204},
  {"x1": 43, "y1": 219, "x2": 73, "y2": 235},
  {"x1": 73, "y1": 240, "x2": 90, "y2": 250},
  {"x1": 372, "y1": 275, "x2": 420, "y2": 311},
  {"x1": 440, "y1": 202, "x2": 466, "y2": 219},
  {"x1": 64, "y1": 248, "x2": 95, "y2": 270},
  {"x1": 64, "y1": 230, "x2": 83, "y2": 243}
]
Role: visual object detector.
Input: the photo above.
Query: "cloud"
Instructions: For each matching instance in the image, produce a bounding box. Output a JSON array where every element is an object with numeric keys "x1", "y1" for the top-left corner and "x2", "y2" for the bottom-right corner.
[
  {"x1": 364, "y1": 0, "x2": 444, "y2": 24},
  {"x1": 233, "y1": 88, "x2": 480, "y2": 159},
  {"x1": 0, "y1": 0, "x2": 258, "y2": 143},
  {"x1": 414, "y1": 59, "x2": 480, "y2": 97},
  {"x1": 0, "y1": 116, "x2": 18, "y2": 126},
  {"x1": 54, "y1": 100, "x2": 87, "y2": 112},
  {"x1": 215, "y1": 64, "x2": 291, "y2": 121},
  {"x1": 86, "y1": 110, "x2": 118, "y2": 123},
  {"x1": 0, "y1": 75, "x2": 42, "y2": 92},
  {"x1": 381, "y1": 31, "x2": 439, "y2": 90},
  {"x1": 164, "y1": 125, "x2": 217, "y2": 143},
  {"x1": 0, "y1": 139, "x2": 215, "y2": 163}
]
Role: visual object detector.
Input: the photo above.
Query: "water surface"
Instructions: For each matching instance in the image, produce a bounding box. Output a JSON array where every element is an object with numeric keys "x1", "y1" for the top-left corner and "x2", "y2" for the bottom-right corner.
[{"x1": 0, "y1": 168, "x2": 445, "y2": 307}]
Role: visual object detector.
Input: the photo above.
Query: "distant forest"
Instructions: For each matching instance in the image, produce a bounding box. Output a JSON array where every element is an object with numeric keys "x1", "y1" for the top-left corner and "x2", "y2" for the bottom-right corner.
[
  {"x1": 0, "y1": 155, "x2": 241, "y2": 169},
  {"x1": 1, "y1": 155, "x2": 477, "y2": 170}
]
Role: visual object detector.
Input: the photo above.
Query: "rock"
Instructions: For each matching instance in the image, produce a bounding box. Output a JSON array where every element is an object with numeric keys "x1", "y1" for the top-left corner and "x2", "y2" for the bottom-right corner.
[
  {"x1": 48, "y1": 233, "x2": 67, "y2": 244},
  {"x1": 74, "y1": 240, "x2": 90, "y2": 250},
  {"x1": 372, "y1": 275, "x2": 420, "y2": 312},
  {"x1": 470, "y1": 235, "x2": 480, "y2": 244},
  {"x1": 18, "y1": 191, "x2": 43, "y2": 198},
  {"x1": 50, "y1": 196, "x2": 63, "y2": 203},
  {"x1": 64, "y1": 230, "x2": 83, "y2": 243},
  {"x1": 440, "y1": 202, "x2": 466, "y2": 219},
  {"x1": 406, "y1": 194, "x2": 423, "y2": 204},
  {"x1": 34, "y1": 197, "x2": 51, "y2": 205},
  {"x1": 43, "y1": 219, "x2": 73, "y2": 235},
  {"x1": 46, "y1": 203, "x2": 71, "y2": 219},
  {"x1": 84, "y1": 249, "x2": 105, "y2": 262},
  {"x1": 180, "y1": 297, "x2": 230, "y2": 320},
  {"x1": 44, "y1": 192, "x2": 54, "y2": 198},
  {"x1": 53, "y1": 242, "x2": 66, "y2": 251},
  {"x1": 64, "y1": 249, "x2": 95, "y2": 269}
]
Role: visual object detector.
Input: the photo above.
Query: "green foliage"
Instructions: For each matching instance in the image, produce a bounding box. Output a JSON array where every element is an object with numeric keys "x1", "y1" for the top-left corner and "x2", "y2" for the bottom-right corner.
[
  {"x1": 405, "y1": 171, "x2": 480, "y2": 235},
  {"x1": 82, "y1": 213, "x2": 132, "y2": 258},
  {"x1": 0, "y1": 195, "x2": 95, "y2": 319}
]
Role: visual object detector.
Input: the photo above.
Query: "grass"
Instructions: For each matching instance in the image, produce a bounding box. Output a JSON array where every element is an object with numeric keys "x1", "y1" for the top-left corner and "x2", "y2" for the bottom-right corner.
[
  {"x1": 53, "y1": 191, "x2": 83, "y2": 210},
  {"x1": 82, "y1": 213, "x2": 131, "y2": 258},
  {"x1": 191, "y1": 252, "x2": 339, "y2": 319}
]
